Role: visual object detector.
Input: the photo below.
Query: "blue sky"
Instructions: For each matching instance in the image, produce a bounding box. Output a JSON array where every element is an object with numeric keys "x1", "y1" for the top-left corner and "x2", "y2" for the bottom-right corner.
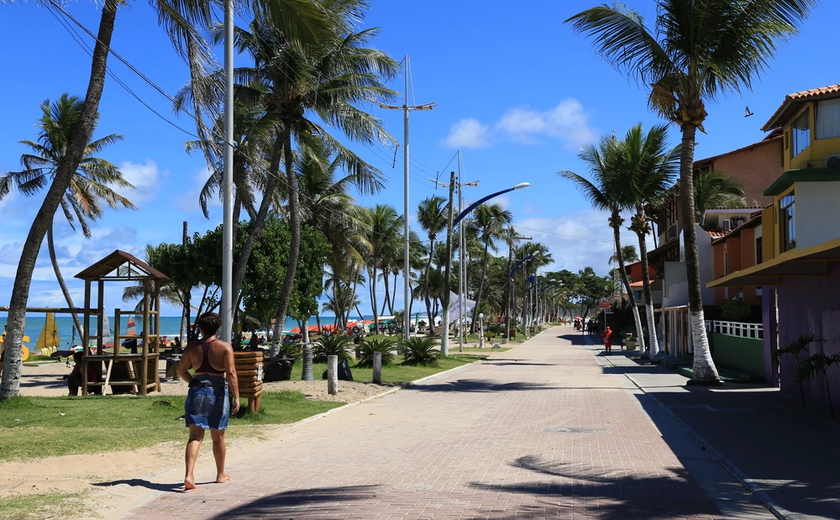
[{"x1": 1, "y1": 0, "x2": 838, "y2": 318}]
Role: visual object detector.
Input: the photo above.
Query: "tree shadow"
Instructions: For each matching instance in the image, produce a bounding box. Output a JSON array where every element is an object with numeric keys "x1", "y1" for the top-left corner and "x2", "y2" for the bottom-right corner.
[
  {"x1": 482, "y1": 358, "x2": 556, "y2": 367},
  {"x1": 410, "y1": 378, "x2": 552, "y2": 393},
  {"x1": 209, "y1": 485, "x2": 379, "y2": 519},
  {"x1": 468, "y1": 455, "x2": 723, "y2": 519},
  {"x1": 557, "y1": 334, "x2": 588, "y2": 344},
  {"x1": 92, "y1": 478, "x2": 183, "y2": 493}
]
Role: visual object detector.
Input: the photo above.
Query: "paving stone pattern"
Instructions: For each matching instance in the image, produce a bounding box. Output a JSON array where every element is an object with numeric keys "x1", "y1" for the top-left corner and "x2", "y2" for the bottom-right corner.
[{"x1": 123, "y1": 327, "x2": 777, "y2": 520}]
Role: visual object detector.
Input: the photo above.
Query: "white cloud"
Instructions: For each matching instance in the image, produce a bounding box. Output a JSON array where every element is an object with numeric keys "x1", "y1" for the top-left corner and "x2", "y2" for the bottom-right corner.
[
  {"x1": 119, "y1": 160, "x2": 162, "y2": 204},
  {"x1": 514, "y1": 208, "x2": 652, "y2": 277},
  {"x1": 444, "y1": 99, "x2": 598, "y2": 150},
  {"x1": 175, "y1": 167, "x2": 215, "y2": 216},
  {"x1": 497, "y1": 99, "x2": 597, "y2": 148},
  {"x1": 443, "y1": 118, "x2": 491, "y2": 149}
]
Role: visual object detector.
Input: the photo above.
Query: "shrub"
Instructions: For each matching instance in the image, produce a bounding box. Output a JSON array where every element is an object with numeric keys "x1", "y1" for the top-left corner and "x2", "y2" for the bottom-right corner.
[
  {"x1": 313, "y1": 335, "x2": 352, "y2": 362},
  {"x1": 721, "y1": 298, "x2": 751, "y2": 321},
  {"x1": 356, "y1": 338, "x2": 397, "y2": 368},
  {"x1": 401, "y1": 337, "x2": 439, "y2": 366}
]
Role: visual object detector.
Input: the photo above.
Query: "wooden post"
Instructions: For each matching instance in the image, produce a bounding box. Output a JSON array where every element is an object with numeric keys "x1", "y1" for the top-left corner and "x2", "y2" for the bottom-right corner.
[
  {"x1": 373, "y1": 352, "x2": 382, "y2": 384},
  {"x1": 327, "y1": 355, "x2": 338, "y2": 395}
]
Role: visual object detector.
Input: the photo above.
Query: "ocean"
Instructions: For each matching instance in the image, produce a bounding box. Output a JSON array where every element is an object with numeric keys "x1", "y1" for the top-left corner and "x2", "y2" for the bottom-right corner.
[{"x1": 0, "y1": 314, "x2": 347, "y2": 350}]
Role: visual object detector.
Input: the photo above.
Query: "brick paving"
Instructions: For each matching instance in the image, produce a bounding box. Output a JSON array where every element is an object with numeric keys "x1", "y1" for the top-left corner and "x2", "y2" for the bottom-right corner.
[{"x1": 120, "y1": 326, "x2": 777, "y2": 520}]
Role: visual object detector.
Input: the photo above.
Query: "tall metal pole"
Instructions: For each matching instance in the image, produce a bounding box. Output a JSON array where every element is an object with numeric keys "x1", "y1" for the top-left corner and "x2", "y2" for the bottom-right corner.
[
  {"x1": 220, "y1": 0, "x2": 234, "y2": 342},
  {"x1": 403, "y1": 58, "x2": 410, "y2": 342},
  {"x1": 440, "y1": 172, "x2": 456, "y2": 357},
  {"x1": 373, "y1": 56, "x2": 434, "y2": 342}
]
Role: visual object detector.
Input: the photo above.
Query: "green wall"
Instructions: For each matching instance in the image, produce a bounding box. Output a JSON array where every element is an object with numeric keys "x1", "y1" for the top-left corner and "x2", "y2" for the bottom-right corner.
[{"x1": 710, "y1": 332, "x2": 764, "y2": 381}]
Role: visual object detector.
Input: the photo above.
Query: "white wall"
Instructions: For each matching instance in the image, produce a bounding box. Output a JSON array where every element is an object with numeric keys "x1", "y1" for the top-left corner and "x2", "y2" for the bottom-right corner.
[{"x1": 797, "y1": 182, "x2": 840, "y2": 249}]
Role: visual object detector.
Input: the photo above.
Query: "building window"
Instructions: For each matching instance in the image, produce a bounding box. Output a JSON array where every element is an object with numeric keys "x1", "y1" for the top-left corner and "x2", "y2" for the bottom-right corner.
[
  {"x1": 779, "y1": 192, "x2": 796, "y2": 252},
  {"x1": 792, "y1": 110, "x2": 810, "y2": 157},
  {"x1": 755, "y1": 236, "x2": 763, "y2": 264},
  {"x1": 816, "y1": 99, "x2": 840, "y2": 139}
]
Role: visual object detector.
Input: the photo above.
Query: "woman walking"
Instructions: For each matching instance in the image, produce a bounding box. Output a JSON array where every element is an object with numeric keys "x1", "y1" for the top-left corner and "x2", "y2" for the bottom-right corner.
[{"x1": 176, "y1": 312, "x2": 240, "y2": 491}]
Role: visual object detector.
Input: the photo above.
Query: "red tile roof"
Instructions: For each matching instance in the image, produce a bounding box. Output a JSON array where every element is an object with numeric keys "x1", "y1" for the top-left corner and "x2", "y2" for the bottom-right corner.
[
  {"x1": 763, "y1": 84, "x2": 840, "y2": 131},
  {"x1": 706, "y1": 230, "x2": 729, "y2": 239}
]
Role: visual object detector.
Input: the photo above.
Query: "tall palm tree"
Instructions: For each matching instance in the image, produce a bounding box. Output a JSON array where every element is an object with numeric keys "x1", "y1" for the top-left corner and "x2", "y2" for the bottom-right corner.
[
  {"x1": 567, "y1": 0, "x2": 816, "y2": 382},
  {"x1": 623, "y1": 124, "x2": 680, "y2": 359},
  {"x1": 230, "y1": 4, "x2": 398, "y2": 355},
  {"x1": 0, "y1": 93, "x2": 134, "y2": 339},
  {"x1": 561, "y1": 134, "x2": 646, "y2": 351},
  {"x1": 363, "y1": 204, "x2": 403, "y2": 333},
  {"x1": 694, "y1": 170, "x2": 747, "y2": 220},
  {"x1": 0, "y1": 0, "x2": 333, "y2": 400},
  {"x1": 468, "y1": 203, "x2": 512, "y2": 333},
  {"x1": 416, "y1": 196, "x2": 447, "y2": 333}
]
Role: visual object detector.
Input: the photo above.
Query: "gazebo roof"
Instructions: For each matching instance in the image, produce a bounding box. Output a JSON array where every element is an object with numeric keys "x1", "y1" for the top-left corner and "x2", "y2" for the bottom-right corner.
[{"x1": 74, "y1": 250, "x2": 169, "y2": 282}]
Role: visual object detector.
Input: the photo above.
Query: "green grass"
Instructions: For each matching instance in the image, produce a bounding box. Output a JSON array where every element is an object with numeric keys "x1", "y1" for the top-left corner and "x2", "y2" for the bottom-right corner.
[
  {"x1": 0, "y1": 392, "x2": 342, "y2": 462},
  {"x1": 0, "y1": 492, "x2": 90, "y2": 520}
]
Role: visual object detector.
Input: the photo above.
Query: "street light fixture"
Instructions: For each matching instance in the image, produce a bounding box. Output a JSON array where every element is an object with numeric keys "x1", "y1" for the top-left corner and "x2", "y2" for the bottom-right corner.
[
  {"x1": 441, "y1": 181, "x2": 530, "y2": 356},
  {"x1": 478, "y1": 312, "x2": 485, "y2": 348}
]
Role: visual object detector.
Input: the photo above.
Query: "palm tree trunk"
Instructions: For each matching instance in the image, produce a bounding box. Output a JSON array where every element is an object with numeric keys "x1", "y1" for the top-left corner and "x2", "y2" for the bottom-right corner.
[
  {"x1": 471, "y1": 243, "x2": 491, "y2": 334},
  {"x1": 242, "y1": 138, "x2": 285, "y2": 355},
  {"x1": 0, "y1": 0, "x2": 118, "y2": 400},
  {"x1": 47, "y1": 225, "x2": 84, "y2": 338},
  {"x1": 635, "y1": 222, "x2": 660, "y2": 359},
  {"x1": 679, "y1": 125, "x2": 719, "y2": 382},
  {"x1": 611, "y1": 214, "x2": 645, "y2": 353},
  {"x1": 271, "y1": 127, "x2": 303, "y2": 356}
]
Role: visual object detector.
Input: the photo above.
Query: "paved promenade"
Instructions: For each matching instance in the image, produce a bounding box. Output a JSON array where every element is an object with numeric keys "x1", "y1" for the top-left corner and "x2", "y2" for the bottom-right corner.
[{"x1": 118, "y1": 325, "x2": 839, "y2": 519}]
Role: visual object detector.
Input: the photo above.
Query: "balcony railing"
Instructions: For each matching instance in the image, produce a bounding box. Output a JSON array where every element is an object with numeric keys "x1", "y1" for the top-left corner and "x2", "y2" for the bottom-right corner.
[{"x1": 705, "y1": 320, "x2": 763, "y2": 340}]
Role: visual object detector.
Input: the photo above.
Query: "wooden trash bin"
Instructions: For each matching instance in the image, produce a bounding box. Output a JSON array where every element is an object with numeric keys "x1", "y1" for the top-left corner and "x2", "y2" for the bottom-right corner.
[{"x1": 234, "y1": 351, "x2": 264, "y2": 412}]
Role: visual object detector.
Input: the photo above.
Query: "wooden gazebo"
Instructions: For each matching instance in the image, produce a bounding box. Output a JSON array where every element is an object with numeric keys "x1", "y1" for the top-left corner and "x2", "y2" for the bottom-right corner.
[{"x1": 75, "y1": 250, "x2": 169, "y2": 395}]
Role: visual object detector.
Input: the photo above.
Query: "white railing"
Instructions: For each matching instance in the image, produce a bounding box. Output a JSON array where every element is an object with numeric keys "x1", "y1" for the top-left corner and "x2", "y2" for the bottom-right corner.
[{"x1": 705, "y1": 320, "x2": 763, "y2": 340}]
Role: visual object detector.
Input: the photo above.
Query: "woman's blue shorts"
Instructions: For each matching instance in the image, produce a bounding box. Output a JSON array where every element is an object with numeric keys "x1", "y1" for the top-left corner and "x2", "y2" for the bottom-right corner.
[{"x1": 184, "y1": 375, "x2": 230, "y2": 430}]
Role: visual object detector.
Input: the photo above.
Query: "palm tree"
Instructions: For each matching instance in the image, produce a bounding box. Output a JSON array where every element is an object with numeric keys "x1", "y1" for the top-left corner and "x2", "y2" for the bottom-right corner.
[
  {"x1": 1, "y1": 93, "x2": 134, "y2": 339},
  {"x1": 0, "y1": 0, "x2": 333, "y2": 400},
  {"x1": 567, "y1": 0, "x2": 816, "y2": 382},
  {"x1": 230, "y1": 4, "x2": 398, "y2": 355},
  {"x1": 609, "y1": 245, "x2": 639, "y2": 266},
  {"x1": 694, "y1": 170, "x2": 747, "y2": 221},
  {"x1": 416, "y1": 196, "x2": 447, "y2": 333},
  {"x1": 561, "y1": 134, "x2": 646, "y2": 351},
  {"x1": 364, "y1": 205, "x2": 403, "y2": 334},
  {"x1": 468, "y1": 203, "x2": 512, "y2": 333},
  {"x1": 623, "y1": 124, "x2": 680, "y2": 360}
]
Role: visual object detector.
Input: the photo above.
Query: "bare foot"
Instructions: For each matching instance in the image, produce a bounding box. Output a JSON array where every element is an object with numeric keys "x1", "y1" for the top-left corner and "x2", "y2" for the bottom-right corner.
[
  {"x1": 216, "y1": 474, "x2": 232, "y2": 483},
  {"x1": 183, "y1": 480, "x2": 196, "y2": 492}
]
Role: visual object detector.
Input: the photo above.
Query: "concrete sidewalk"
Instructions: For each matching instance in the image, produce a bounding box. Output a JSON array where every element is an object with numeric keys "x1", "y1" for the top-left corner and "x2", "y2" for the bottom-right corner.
[{"x1": 115, "y1": 326, "x2": 835, "y2": 519}]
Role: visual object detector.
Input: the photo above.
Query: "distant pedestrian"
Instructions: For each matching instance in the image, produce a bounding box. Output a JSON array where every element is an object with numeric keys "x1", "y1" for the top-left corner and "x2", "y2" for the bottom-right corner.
[{"x1": 602, "y1": 326, "x2": 614, "y2": 354}]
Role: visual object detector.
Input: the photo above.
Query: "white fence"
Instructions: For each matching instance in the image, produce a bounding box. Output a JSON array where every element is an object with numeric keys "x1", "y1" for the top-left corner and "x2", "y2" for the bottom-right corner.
[{"x1": 705, "y1": 320, "x2": 763, "y2": 340}]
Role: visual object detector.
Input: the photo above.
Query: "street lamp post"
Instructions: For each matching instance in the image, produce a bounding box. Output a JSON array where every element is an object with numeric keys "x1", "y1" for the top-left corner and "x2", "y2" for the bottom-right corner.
[{"x1": 440, "y1": 181, "x2": 530, "y2": 356}]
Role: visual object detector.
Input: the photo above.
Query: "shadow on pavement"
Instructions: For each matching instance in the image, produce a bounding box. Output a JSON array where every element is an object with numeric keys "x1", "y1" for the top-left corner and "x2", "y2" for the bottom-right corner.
[
  {"x1": 468, "y1": 455, "x2": 722, "y2": 519},
  {"x1": 209, "y1": 485, "x2": 379, "y2": 519},
  {"x1": 411, "y1": 379, "x2": 552, "y2": 393},
  {"x1": 482, "y1": 359, "x2": 556, "y2": 367},
  {"x1": 634, "y1": 384, "x2": 840, "y2": 518},
  {"x1": 92, "y1": 479, "x2": 182, "y2": 493}
]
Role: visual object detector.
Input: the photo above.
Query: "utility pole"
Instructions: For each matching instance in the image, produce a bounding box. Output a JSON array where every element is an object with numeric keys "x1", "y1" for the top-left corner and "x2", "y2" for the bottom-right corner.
[
  {"x1": 374, "y1": 56, "x2": 435, "y2": 341},
  {"x1": 440, "y1": 172, "x2": 456, "y2": 356},
  {"x1": 431, "y1": 169, "x2": 478, "y2": 352}
]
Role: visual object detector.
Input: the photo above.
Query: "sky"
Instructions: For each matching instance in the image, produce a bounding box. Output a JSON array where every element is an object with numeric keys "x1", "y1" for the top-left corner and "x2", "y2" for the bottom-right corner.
[{"x1": 1, "y1": 0, "x2": 839, "y2": 318}]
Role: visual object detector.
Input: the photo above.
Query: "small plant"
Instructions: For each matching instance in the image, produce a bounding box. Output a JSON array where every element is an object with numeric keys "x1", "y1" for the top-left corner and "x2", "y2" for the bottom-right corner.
[
  {"x1": 774, "y1": 333, "x2": 821, "y2": 408},
  {"x1": 721, "y1": 298, "x2": 751, "y2": 321},
  {"x1": 797, "y1": 350, "x2": 840, "y2": 420},
  {"x1": 401, "y1": 337, "x2": 439, "y2": 366},
  {"x1": 313, "y1": 335, "x2": 352, "y2": 362},
  {"x1": 356, "y1": 338, "x2": 397, "y2": 368},
  {"x1": 276, "y1": 341, "x2": 302, "y2": 359}
]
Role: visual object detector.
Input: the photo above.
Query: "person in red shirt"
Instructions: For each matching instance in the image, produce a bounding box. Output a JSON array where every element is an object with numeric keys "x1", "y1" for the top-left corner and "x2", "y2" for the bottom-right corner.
[{"x1": 601, "y1": 326, "x2": 614, "y2": 354}]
